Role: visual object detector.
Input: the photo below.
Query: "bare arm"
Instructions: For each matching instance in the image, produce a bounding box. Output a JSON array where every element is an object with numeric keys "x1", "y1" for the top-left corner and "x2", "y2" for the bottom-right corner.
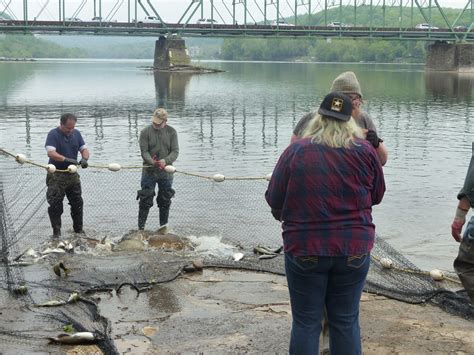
[
  {"x1": 47, "y1": 150, "x2": 69, "y2": 162},
  {"x1": 80, "y1": 148, "x2": 90, "y2": 161}
]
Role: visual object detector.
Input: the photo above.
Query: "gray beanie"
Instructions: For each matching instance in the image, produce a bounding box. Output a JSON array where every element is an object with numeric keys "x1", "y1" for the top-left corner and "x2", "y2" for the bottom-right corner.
[{"x1": 330, "y1": 71, "x2": 363, "y2": 98}]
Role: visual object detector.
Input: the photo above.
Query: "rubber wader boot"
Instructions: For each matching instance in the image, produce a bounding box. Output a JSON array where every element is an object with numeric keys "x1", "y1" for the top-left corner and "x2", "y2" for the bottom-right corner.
[
  {"x1": 138, "y1": 208, "x2": 150, "y2": 230},
  {"x1": 159, "y1": 208, "x2": 169, "y2": 228},
  {"x1": 49, "y1": 213, "x2": 62, "y2": 238},
  {"x1": 72, "y1": 211, "x2": 83, "y2": 233},
  {"x1": 52, "y1": 226, "x2": 61, "y2": 239}
]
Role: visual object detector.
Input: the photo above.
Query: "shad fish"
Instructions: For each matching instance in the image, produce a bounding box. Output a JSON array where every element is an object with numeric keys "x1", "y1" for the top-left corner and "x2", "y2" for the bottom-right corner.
[{"x1": 47, "y1": 332, "x2": 97, "y2": 345}]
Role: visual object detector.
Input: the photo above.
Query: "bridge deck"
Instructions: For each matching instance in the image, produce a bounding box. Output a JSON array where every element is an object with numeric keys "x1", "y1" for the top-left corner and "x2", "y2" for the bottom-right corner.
[{"x1": 0, "y1": 20, "x2": 472, "y2": 41}]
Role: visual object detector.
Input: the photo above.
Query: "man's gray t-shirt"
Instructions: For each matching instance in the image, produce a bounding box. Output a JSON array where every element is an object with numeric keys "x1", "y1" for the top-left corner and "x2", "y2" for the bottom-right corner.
[{"x1": 293, "y1": 110, "x2": 377, "y2": 138}]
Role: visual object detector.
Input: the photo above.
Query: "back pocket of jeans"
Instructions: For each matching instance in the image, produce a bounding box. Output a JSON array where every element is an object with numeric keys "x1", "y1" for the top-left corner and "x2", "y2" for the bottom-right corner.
[
  {"x1": 294, "y1": 256, "x2": 319, "y2": 270},
  {"x1": 347, "y1": 254, "x2": 368, "y2": 269}
]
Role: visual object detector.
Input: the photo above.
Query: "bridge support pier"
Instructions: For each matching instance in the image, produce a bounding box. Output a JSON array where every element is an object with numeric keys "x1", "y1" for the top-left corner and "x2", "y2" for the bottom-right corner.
[
  {"x1": 426, "y1": 42, "x2": 474, "y2": 72},
  {"x1": 153, "y1": 35, "x2": 191, "y2": 70}
]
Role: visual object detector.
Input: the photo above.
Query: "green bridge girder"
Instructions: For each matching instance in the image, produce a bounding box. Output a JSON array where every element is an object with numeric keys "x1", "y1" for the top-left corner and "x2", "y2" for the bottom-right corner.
[{"x1": 0, "y1": 0, "x2": 473, "y2": 42}]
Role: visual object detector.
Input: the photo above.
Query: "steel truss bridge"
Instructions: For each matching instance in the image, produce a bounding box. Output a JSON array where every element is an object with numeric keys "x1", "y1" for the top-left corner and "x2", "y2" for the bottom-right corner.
[{"x1": 0, "y1": 0, "x2": 474, "y2": 42}]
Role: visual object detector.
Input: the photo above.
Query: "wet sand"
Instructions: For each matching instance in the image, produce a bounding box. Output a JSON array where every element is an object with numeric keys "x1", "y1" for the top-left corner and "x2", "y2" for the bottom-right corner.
[{"x1": 88, "y1": 268, "x2": 474, "y2": 354}]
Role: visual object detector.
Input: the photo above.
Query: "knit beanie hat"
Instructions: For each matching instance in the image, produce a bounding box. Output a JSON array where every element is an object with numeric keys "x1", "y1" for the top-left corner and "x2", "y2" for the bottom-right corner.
[{"x1": 330, "y1": 71, "x2": 363, "y2": 98}]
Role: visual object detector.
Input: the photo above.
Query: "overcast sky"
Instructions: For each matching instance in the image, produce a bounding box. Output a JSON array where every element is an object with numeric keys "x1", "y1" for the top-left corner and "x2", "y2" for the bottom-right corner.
[{"x1": 1, "y1": 0, "x2": 471, "y2": 23}]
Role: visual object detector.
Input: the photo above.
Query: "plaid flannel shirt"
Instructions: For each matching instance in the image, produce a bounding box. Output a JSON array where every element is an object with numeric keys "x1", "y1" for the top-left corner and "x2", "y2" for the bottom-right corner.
[{"x1": 265, "y1": 137, "x2": 385, "y2": 257}]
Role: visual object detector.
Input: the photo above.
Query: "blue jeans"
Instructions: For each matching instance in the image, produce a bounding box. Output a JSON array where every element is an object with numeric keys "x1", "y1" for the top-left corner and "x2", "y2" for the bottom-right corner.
[{"x1": 285, "y1": 252, "x2": 370, "y2": 355}]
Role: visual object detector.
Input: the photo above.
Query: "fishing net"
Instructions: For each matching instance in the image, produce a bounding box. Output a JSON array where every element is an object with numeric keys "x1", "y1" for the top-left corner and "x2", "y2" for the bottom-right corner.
[{"x1": 0, "y1": 148, "x2": 472, "y2": 353}]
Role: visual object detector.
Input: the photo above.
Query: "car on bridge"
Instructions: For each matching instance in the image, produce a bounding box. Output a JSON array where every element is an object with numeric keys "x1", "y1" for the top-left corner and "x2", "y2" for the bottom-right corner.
[
  {"x1": 65, "y1": 17, "x2": 82, "y2": 22},
  {"x1": 415, "y1": 23, "x2": 438, "y2": 30},
  {"x1": 197, "y1": 18, "x2": 217, "y2": 25},
  {"x1": 271, "y1": 20, "x2": 294, "y2": 27},
  {"x1": 138, "y1": 16, "x2": 160, "y2": 24},
  {"x1": 328, "y1": 22, "x2": 349, "y2": 28}
]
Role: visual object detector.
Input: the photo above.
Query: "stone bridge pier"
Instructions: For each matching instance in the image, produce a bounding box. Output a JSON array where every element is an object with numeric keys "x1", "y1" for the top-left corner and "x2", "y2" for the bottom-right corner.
[
  {"x1": 153, "y1": 35, "x2": 191, "y2": 69},
  {"x1": 426, "y1": 42, "x2": 474, "y2": 72}
]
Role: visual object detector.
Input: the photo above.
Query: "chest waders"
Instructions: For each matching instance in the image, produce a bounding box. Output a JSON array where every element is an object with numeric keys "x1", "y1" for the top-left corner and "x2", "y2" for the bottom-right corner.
[
  {"x1": 46, "y1": 172, "x2": 83, "y2": 237},
  {"x1": 137, "y1": 168, "x2": 175, "y2": 230}
]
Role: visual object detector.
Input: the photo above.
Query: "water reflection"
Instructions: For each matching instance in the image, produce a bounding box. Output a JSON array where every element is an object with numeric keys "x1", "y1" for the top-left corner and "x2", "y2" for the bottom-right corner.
[
  {"x1": 425, "y1": 72, "x2": 474, "y2": 101},
  {"x1": 0, "y1": 63, "x2": 35, "y2": 106},
  {"x1": 154, "y1": 72, "x2": 192, "y2": 108}
]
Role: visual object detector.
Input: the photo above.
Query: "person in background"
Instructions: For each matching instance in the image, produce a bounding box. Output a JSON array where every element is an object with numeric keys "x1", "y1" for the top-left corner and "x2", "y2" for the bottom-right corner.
[
  {"x1": 266, "y1": 92, "x2": 386, "y2": 354},
  {"x1": 45, "y1": 113, "x2": 89, "y2": 238},
  {"x1": 451, "y1": 143, "x2": 474, "y2": 306},
  {"x1": 291, "y1": 71, "x2": 388, "y2": 166},
  {"x1": 137, "y1": 108, "x2": 179, "y2": 234}
]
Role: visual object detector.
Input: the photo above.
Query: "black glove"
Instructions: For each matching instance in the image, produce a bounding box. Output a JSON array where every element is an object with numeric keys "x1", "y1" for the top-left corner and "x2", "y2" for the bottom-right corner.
[
  {"x1": 64, "y1": 157, "x2": 79, "y2": 165},
  {"x1": 366, "y1": 130, "x2": 383, "y2": 149},
  {"x1": 79, "y1": 158, "x2": 88, "y2": 169},
  {"x1": 271, "y1": 208, "x2": 282, "y2": 222}
]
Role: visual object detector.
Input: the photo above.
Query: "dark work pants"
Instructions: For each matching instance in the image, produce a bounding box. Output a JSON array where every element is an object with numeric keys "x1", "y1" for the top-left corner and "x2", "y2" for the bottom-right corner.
[
  {"x1": 138, "y1": 170, "x2": 174, "y2": 229},
  {"x1": 46, "y1": 172, "x2": 83, "y2": 235},
  {"x1": 454, "y1": 216, "x2": 474, "y2": 304}
]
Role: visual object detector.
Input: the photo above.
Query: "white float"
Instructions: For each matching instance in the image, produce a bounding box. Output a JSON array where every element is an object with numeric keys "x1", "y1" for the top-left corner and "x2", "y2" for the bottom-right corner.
[
  {"x1": 380, "y1": 257, "x2": 393, "y2": 269},
  {"x1": 429, "y1": 269, "x2": 444, "y2": 281},
  {"x1": 67, "y1": 165, "x2": 78, "y2": 173},
  {"x1": 108, "y1": 163, "x2": 122, "y2": 172},
  {"x1": 212, "y1": 174, "x2": 225, "y2": 182},
  {"x1": 266, "y1": 173, "x2": 272, "y2": 181},
  {"x1": 46, "y1": 164, "x2": 56, "y2": 173},
  {"x1": 15, "y1": 154, "x2": 27, "y2": 164},
  {"x1": 164, "y1": 165, "x2": 176, "y2": 174}
]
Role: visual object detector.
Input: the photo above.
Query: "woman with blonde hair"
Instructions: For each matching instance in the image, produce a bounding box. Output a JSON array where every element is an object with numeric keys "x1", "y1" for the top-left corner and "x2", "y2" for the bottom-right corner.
[
  {"x1": 291, "y1": 71, "x2": 388, "y2": 166},
  {"x1": 266, "y1": 92, "x2": 385, "y2": 355}
]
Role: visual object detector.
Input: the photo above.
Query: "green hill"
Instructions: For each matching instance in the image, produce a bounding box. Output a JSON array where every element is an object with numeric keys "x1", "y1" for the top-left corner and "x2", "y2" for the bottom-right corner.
[
  {"x1": 0, "y1": 34, "x2": 86, "y2": 59},
  {"x1": 221, "y1": 5, "x2": 468, "y2": 62}
]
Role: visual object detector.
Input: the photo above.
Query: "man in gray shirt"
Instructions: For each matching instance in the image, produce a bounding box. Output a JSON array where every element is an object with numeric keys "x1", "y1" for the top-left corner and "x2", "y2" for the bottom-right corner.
[{"x1": 137, "y1": 108, "x2": 179, "y2": 233}]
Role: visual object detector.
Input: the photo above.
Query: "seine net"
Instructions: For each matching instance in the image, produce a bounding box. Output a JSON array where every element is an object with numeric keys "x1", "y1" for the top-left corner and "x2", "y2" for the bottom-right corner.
[{"x1": 0, "y1": 148, "x2": 472, "y2": 353}]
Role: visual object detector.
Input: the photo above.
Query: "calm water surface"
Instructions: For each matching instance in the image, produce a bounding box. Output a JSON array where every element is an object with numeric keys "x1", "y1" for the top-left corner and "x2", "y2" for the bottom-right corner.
[{"x1": 1, "y1": 59, "x2": 474, "y2": 271}]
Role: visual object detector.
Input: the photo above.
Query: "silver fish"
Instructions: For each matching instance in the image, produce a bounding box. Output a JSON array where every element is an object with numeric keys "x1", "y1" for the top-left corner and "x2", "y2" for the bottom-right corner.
[
  {"x1": 37, "y1": 300, "x2": 67, "y2": 307},
  {"x1": 47, "y1": 332, "x2": 97, "y2": 345}
]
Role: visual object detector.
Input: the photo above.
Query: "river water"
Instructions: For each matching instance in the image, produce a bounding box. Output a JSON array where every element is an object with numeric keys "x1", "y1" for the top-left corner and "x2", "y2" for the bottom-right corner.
[{"x1": 1, "y1": 59, "x2": 473, "y2": 271}]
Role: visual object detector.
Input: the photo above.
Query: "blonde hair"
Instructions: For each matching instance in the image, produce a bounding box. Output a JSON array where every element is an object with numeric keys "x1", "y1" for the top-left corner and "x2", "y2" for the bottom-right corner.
[{"x1": 302, "y1": 113, "x2": 364, "y2": 148}]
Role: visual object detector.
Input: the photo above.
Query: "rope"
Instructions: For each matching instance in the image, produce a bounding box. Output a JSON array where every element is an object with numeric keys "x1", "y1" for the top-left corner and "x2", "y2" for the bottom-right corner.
[{"x1": 0, "y1": 148, "x2": 270, "y2": 180}]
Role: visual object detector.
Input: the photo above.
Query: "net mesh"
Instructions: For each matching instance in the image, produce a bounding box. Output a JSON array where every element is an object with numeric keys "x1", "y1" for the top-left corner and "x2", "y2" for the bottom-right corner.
[{"x1": 0, "y1": 148, "x2": 472, "y2": 353}]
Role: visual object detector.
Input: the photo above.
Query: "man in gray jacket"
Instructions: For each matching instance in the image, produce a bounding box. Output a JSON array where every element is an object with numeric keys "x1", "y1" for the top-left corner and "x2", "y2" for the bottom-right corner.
[{"x1": 138, "y1": 108, "x2": 179, "y2": 233}]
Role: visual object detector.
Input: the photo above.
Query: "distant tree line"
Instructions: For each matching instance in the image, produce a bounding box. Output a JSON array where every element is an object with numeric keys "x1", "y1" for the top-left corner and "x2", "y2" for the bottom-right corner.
[
  {"x1": 0, "y1": 34, "x2": 86, "y2": 58},
  {"x1": 220, "y1": 37, "x2": 426, "y2": 62},
  {"x1": 219, "y1": 5, "x2": 466, "y2": 62}
]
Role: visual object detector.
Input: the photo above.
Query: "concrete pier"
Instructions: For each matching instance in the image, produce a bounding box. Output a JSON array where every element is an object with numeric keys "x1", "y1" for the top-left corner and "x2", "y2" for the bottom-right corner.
[
  {"x1": 426, "y1": 42, "x2": 474, "y2": 72},
  {"x1": 153, "y1": 35, "x2": 191, "y2": 69}
]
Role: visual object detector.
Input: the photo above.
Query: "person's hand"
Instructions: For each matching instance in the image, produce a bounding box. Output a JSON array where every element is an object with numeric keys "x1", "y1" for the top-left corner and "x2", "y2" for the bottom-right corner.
[
  {"x1": 79, "y1": 158, "x2": 88, "y2": 169},
  {"x1": 366, "y1": 130, "x2": 383, "y2": 148},
  {"x1": 64, "y1": 157, "x2": 79, "y2": 165},
  {"x1": 152, "y1": 155, "x2": 166, "y2": 169},
  {"x1": 451, "y1": 217, "x2": 465, "y2": 242}
]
